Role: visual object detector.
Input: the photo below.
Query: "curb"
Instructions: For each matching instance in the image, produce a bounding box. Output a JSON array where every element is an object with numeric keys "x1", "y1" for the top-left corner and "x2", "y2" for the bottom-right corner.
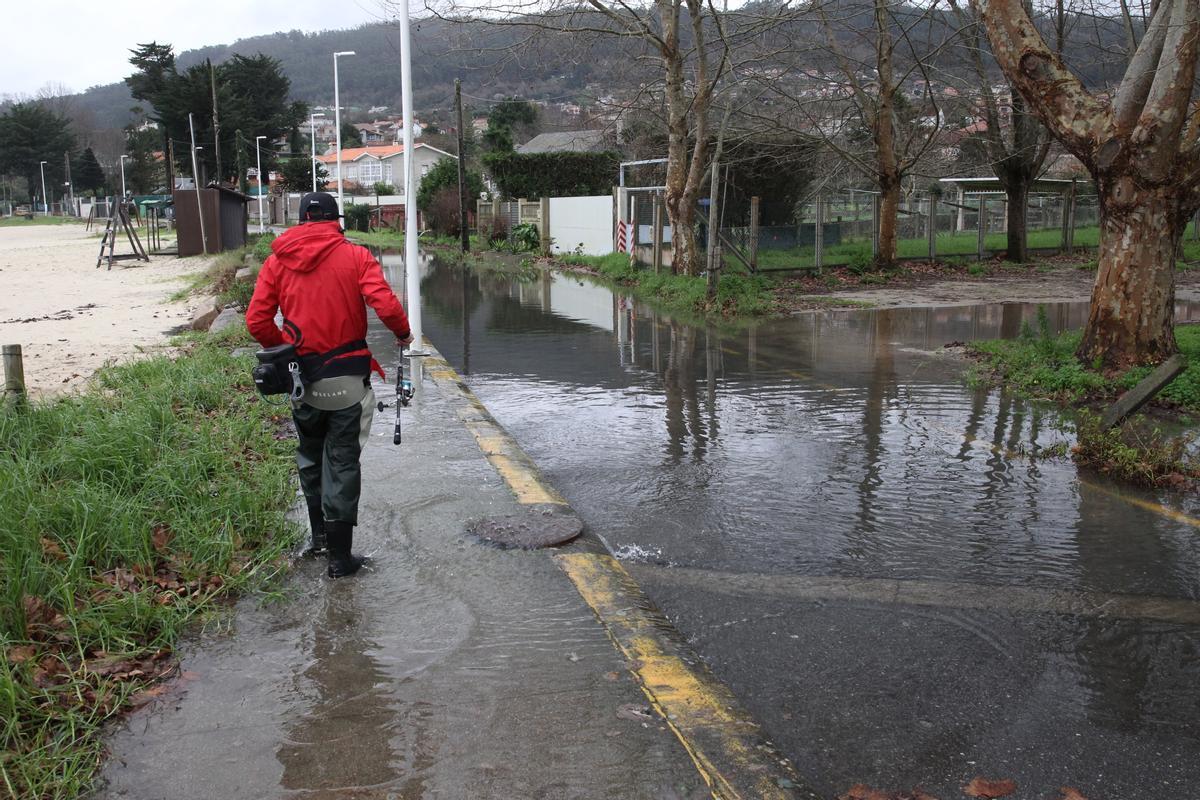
[{"x1": 420, "y1": 346, "x2": 816, "y2": 800}]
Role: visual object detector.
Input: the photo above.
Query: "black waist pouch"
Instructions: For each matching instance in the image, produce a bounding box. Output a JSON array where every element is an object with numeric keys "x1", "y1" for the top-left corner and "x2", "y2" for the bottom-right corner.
[{"x1": 252, "y1": 344, "x2": 305, "y2": 400}]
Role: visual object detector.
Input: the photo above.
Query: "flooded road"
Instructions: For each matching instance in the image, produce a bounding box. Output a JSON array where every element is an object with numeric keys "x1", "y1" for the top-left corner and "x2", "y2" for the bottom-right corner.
[{"x1": 386, "y1": 253, "x2": 1200, "y2": 798}]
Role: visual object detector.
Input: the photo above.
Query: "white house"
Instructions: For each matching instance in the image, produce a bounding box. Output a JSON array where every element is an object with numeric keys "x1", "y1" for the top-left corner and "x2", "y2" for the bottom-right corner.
[{"x1": 316, "y1": 143, "x2": 457, "y2": 192}]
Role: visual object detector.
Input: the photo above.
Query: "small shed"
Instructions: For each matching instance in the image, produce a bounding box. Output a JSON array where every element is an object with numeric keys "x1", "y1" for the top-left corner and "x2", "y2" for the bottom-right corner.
[{"x1": 173, "y1": 186, "x2": 250, "y2": 257}]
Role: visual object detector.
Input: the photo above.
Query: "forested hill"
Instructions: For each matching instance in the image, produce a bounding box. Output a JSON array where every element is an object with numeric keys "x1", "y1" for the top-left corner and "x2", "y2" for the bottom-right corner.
[
  {"x1": 67, "y1": 18, "x2": 609, "y2": 129},
  {"x1": 66, "y1": 4, "x2": 1127, "y2": 131}
]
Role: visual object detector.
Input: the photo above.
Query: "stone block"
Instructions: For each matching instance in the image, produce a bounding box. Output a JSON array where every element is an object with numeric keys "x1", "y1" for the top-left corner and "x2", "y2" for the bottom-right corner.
[
  {"x1": 190, "y1": 296, "x2": 222, "y2": 331},
  {"x1": 209, "y1": 307, "x2": 245, "y2": 335}
]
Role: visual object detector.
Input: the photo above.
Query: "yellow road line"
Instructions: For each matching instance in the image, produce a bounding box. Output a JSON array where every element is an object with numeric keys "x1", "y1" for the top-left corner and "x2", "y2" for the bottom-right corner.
[
  {"x1": 421, "y1": 349, "x2": 813, "y2": 800},
  {"x1": 558, "y1": 552, "x2": 809, "y2": 800}
]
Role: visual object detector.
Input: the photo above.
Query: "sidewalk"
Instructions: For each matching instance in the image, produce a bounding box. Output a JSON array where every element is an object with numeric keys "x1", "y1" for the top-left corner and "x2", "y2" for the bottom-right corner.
[
  {"x1": 93, "y1": 352, "x2": 708, "y2": 799},
  {"x1": 93, "y1": 347, "x2": 806, "y2": 796}
]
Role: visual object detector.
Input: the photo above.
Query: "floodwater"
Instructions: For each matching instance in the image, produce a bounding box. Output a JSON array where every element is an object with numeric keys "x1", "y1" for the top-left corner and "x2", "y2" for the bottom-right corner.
[{"x1": 380, "y1": 251, "x2": 1200, "y2": 798}]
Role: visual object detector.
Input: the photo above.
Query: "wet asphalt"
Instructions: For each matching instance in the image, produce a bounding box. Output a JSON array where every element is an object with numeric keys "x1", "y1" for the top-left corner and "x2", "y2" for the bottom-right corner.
[
  {"x1": 93, "y1": 354, "x2": 705, "y2": 799},
  {"x1": 414, "y1": 257, "x2": 1200, "y2": 800}
]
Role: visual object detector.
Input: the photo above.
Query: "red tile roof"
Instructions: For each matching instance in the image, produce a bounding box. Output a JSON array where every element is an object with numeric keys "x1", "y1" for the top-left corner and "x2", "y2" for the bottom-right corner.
[{"x1": 316, "y1": 145, "x2": 405, "y2": 164}]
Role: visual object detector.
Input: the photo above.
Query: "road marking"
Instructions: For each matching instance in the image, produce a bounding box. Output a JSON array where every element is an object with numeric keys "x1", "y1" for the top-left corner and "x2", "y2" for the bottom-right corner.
[
  {"x1": 623, "y1": 564, "x2": 1200, "y2": 626},
  {"x1": 421, "y1": 351, "x2": 814, "y2": 800}
]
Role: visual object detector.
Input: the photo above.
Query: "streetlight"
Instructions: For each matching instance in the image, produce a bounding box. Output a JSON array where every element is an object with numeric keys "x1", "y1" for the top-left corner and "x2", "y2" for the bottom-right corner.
[
  {"x1": 397, "y1": 0, "x2": 423, "y2": 353},
  {"x1": 119, "y1": 154, "x2": 130, "y2": 205},
  {"x1": 309, "y1": 112, "x2": 326, "y2": 193},
  {"x1": 255, "y1": 135, "x2": 267, "y2": 234},
  {"x1": 39, "y1": 161, "x2": 48, "y2": 216},
  {"x1": 333, "y1": 50, "x2": 356, "y2": 214}
]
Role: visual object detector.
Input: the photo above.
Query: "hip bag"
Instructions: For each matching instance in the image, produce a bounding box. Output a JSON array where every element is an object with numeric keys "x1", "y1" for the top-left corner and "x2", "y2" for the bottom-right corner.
[{"x1": 252, "y1": 344, "x2": 305, "y2": 400}]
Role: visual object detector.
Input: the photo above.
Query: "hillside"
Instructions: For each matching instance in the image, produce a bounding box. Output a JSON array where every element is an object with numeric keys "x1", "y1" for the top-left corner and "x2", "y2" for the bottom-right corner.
[{"x1": 63, "y1": 5, "x2": 1129, "y2": 132}]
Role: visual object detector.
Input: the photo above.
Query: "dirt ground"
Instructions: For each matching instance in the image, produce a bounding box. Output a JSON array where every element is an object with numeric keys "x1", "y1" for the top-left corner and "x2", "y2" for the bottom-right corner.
[
  {"x1": 0, "y1": 224, "x2": 216, "y2": 398},
  {"x1": 779, "y1": 257, "x2": 1200, "y2": 311}
]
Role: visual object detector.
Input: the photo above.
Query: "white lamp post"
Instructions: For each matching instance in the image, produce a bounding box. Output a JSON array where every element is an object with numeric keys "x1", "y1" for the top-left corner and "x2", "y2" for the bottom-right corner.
[
  {"x1": 255, "y1": 135, "x2": 267, "y2": 234},
  {"x1": 310, "y1": 112, "x2": 325, "y2": 193},
  {"x1": 398, "y1": 0, "x2": 423, "y2": 353},
  {"x1": 119, "y1": 154, "x2": 130, "y2": 203},
  {"x1": 333, "y1": 50, "x2": 356, "y2": 214},
  {"x1": 39, "y1": 161, "x2": 48, "y2": 216}
]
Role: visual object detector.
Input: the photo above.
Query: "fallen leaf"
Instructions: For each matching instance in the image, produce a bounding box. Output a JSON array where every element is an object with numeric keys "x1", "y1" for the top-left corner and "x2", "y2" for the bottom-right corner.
[
  {"x1": 1058, "y1": 789, "x2": 1088, "y2": 800},
  {"x1": 616, "y1": 703, "x2": 656, "y2": 722},
  {"x1": 151, "y1": 524, "x2": 172, "y2": 553},
  {"x1": 963, "y1": 777, "x2": 1016, "y2": 798},
  {"x1": 603, "y1": 671, "x2": 621, "y2": 681},
  {"x1": 6, "y1": 645, "x2": 37, "y2": 663},
  {"x1": 40, "y1": 537, "x2": 66, "y2": 560},
  {"x1": 839, "y1": 787, "x2": 891, "y2": 800}
]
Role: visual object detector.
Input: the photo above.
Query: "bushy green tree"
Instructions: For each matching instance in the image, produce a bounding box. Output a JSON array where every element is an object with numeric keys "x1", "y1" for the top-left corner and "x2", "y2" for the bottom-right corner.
[
  {"x1": 126, "y1": 44, "x2": 307, "y2": 186},
  {"x1": 482, "y1": 98, "x2": 538, "y2": 153},
  {"x1": 416, "y1": 157, "x2": 482, "y2": 212},
  {"x1": 73, "y1": 147, "x2": 107, "y2": 195},
  {"x1": 277, "y1": 157, "x2": 326, "y2": 193},
  {"x1": 0, "y1": 102, "x2": 76, "y2": 204},
  {"x1": 340, "y1": 120, "x2": 362, "y2": 148},
  {"x1": 124, "y1": 125, "x2": 165, "y2": 194}
]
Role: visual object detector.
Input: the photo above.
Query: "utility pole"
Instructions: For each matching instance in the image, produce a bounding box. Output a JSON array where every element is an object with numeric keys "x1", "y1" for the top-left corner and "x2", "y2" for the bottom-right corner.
[
  {"x1": 235, "y1": 130, "x2": 247, "y2": 194},
  {"x1": 210, "y1": 60, "x2": 222, "y2": 183},
  {"x1": 455, "y1": 79, "x2": 469, "y2": 253},
  {"x1": 189, "y1": 112, "x2": 208, "y2": 255},
  {"x1": 64, "y1": 151, "x2": 74, "y2": 215}
]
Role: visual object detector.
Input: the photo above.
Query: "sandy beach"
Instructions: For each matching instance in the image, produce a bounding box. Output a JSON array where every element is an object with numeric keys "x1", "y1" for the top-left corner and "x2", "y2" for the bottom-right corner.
[{"x1": 0, "y1": 224, "x2": 216, "y2": 398}]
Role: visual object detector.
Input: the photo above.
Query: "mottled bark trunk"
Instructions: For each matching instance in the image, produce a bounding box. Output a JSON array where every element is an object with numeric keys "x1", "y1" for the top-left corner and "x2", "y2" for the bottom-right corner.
[
  {"x1": 1076, "y1": 179, "x2": 1179, "y2": 369},
  {"x1": 877, "y1": 175, "x2": 900, "y2": 268},
  {"x1": 1004, "y1": 181, "x2": 1029, "y2": 262}
]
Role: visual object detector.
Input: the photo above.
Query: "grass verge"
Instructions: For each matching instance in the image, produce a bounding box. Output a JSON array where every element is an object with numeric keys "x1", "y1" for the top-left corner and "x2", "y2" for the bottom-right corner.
[
  {"x1": 345, "y1": 229, "x2": 481, "y2": 251},
  {"x1": 968, "y1": 316, "x2": 1200, "y2": 488},
  {"x1": 551, "y1": 252, "x2": 775, "y2": 317},
  {"x1": 0, "y1": 215, "x2": 85, "y2": 228},
  {"x1": 0, "y1": 328, "x2": 299, "y2": 797}
]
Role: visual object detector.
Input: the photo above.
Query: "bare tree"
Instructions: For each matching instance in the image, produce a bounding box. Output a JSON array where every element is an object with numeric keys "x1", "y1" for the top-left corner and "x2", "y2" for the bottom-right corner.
[
  {"x1": 978, "y1": 0, "x2": 1200, "y2": 368},
  {"x1": 948, "y1": 0, "x2": 1063, "y2": 261},
  {"x1": 779, "y1": 0, "x2": 953, "y2": 268},
  {"x1": 419, "y1": 0, "x2": 804, "y2": 275}
]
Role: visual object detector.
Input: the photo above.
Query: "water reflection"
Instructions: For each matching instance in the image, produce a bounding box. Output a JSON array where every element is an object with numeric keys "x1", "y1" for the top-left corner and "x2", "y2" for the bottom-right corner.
[
  {"x1": 396, "y1": 254, "x2": 1200, "y2": 793},
  {"x1": 278, "y1": 583, "x2": 404, "y2": 791}
]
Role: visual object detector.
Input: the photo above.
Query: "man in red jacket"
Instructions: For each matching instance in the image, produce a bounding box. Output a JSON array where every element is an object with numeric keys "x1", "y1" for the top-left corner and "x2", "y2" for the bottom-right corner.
[{"x1": 247, "y1": 192, "x2": 413, "y2": 578}]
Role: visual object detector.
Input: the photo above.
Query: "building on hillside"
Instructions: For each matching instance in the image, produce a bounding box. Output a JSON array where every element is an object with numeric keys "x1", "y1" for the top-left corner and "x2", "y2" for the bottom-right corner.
[
  {"x1": 516, "y1": 130, "x2": 613, "y2": 155},
  {"x1": 316, "y1": 143, "x2": 456, "y2": 193}
]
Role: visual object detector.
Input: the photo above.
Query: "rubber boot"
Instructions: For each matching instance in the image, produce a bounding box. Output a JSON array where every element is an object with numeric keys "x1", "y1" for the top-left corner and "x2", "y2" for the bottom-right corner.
[
  {"x1": 302, "y1": 498, "x2": 327, "y2": 557},
  {"x1": 325, "y1": 521, "x2": 366, "y2": 578}
]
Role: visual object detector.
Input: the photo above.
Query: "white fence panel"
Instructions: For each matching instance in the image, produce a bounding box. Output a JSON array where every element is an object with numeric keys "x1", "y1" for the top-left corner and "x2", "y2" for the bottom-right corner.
[{"x1": 548, "y1": 195, "x2": 613, "y2": 256}]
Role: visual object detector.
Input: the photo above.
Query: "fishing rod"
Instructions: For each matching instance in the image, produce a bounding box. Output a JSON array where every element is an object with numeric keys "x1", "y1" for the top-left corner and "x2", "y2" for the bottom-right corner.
[{"x1": 378, "y1": 346, "x2": 413, "y2": 445}]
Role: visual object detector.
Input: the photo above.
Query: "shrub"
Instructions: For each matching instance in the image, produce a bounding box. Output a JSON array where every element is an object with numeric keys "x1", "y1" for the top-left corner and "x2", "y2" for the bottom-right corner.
[{"x1": 343, "y1": 203, "x2": 371, "y2": 232}]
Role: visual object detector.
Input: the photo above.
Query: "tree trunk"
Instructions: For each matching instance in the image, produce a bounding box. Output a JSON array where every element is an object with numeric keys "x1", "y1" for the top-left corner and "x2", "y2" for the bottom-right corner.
[
  {"x1": 1004, "y1": 181, "x2": 1029, "y2": 262},
  {"x1": 877, "y1": 176, "x2": 900, "y2": 268},
  {"x1": 1076, "y1": 179, "x2": 1179, "y2": 369}
]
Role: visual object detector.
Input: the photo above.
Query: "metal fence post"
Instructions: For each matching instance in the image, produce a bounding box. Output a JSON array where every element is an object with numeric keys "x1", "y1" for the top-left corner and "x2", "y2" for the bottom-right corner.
[
  {"x1": 815, "y1": 195, "x2": 825, "y2": 273},
  {"x1": 749, "y1": 196, "x2": 760, "y2": 273},
  {"x1": 651, "y1": 193, "x2": 663, "y2": 274},
  {"x1": 977, "y1": 198, "x2": 987, "y2": 261},
  {"x1": 3, "y1": 344, "x2": 26, "y2": 402},
  {"x1": 871, "y1": 193, "x2": 881, "y2": 259},
  {"x1": 539, "y1": 196, "x2": 551, "y2": 256},
  {"x1": 928, "y1": 194, "x2": 937, "y2": 260}
]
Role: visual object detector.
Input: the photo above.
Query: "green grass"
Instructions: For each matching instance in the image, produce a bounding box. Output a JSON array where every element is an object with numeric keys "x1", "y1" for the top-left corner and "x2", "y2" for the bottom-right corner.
[
  {"x1": 0, "y1": 329, "x2": 299, "y2": 798},
  {"x1": 753, "y1": 226, "x2": 1104, "y2": 271},
  {"x1": 344, "y1": 229, "x2": 481, "y2": 251},
  {"x1": 555, "y1": 252, "x2": 774, "y2": 317},
  {"x1": 169, "y1": 247, "x2": 249, "y2": 302},
  {"x1": 969, "y1": 317, "x2": 1200, "y2": 414},
  {"x1": 0, "y1": 215, "x2": 84, "y2": 227}
]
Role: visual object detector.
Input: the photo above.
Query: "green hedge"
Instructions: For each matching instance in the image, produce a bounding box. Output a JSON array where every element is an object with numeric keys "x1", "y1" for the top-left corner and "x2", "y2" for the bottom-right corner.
[{"x1": 483, "y1": 151, "x2": 619, "y2": 199}]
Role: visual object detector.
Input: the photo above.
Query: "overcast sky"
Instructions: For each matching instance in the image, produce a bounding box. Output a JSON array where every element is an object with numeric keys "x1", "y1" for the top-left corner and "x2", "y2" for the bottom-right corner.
[{"x1": 2, "y1": 0, "x2": 384, "y2": 99}]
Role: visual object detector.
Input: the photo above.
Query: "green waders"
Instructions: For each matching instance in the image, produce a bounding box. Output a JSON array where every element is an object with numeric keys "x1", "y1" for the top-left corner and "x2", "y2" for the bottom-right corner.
[{"x1": 292, "y1": 381, "x2": 375, "y2": 576}]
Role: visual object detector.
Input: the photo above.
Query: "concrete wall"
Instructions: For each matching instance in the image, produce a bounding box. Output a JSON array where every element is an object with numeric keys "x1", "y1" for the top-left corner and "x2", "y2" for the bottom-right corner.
[{"x1": 548, "y1": 195, "x2": 613, "y2": 256}]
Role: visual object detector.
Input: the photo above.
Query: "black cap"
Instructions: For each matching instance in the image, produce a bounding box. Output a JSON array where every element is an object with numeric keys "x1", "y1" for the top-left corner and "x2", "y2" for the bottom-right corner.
[{"x1": 298, "y1": 192, "x2": 340, "y2": 222}]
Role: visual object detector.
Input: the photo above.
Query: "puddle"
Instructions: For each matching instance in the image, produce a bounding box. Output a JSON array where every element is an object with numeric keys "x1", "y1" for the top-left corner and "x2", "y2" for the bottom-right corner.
[{"x1": 378, "y1": 252, "x2": 1200, "y2": 798}]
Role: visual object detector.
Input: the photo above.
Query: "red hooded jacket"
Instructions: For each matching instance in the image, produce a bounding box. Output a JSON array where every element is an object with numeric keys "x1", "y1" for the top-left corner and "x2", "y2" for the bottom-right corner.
[{"x1": 246, "y1": 222, "x2": 410, "y2": 379}]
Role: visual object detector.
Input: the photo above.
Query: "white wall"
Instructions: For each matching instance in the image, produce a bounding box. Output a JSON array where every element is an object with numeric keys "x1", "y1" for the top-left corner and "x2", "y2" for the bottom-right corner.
[{"x1": 548, "y1": 195, "x2": 613, "y2": 256}]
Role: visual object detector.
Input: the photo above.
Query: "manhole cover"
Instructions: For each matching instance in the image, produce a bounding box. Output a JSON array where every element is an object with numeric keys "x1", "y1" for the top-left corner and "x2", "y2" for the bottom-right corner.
[{"x1": 467, "y1": 507, "x2": 583, "y2": 549}]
